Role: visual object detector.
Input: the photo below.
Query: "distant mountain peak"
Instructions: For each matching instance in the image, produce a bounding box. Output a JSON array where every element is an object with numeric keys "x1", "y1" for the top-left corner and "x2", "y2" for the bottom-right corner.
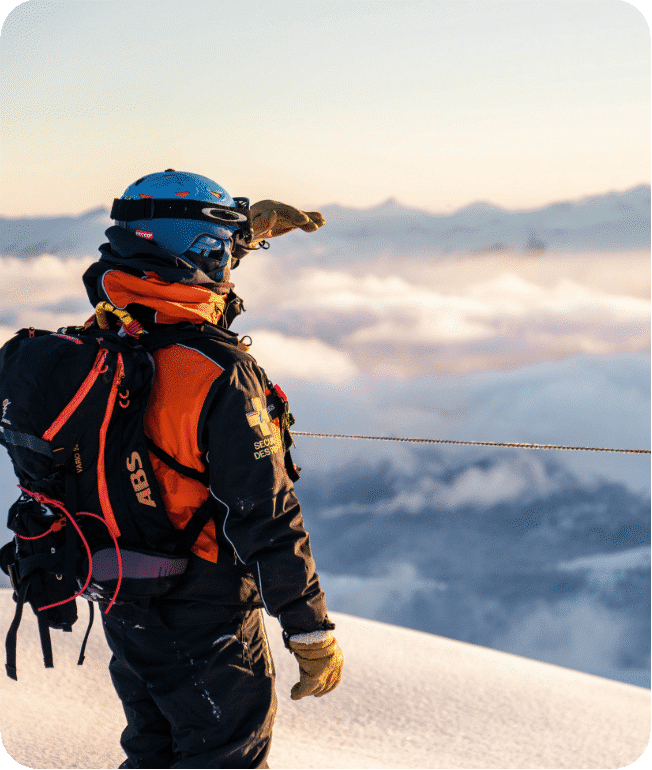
[
  {"x1": 455, "y1": 200, "x2": 507, "y2": 216},
  {"x1": 373, "y1": 197, "x2": 402, "y2": 210},
  {"x1": 80, "y1": 206, "x2": 110, "y2": 219}
]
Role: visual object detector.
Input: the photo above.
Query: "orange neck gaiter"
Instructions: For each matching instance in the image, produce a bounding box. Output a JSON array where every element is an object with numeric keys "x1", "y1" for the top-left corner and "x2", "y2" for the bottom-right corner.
[{"x1": 99, "y1": 269, "x2": 228, "y2": 326}]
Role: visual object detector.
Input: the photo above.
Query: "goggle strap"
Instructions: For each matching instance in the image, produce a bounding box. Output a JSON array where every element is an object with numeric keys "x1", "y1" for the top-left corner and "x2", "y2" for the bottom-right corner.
[
  {"x1": 233, "y1": 198, "x2": 253, "y2": 243},
  {"x1": 110, "y1": 197, "x2": 251, "y2": 232}
]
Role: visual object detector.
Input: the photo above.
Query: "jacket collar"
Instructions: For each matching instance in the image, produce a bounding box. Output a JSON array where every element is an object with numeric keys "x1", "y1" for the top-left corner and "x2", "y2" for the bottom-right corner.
[{"x1": 82, "y1": 227, "x2": 244, "y2": 328}]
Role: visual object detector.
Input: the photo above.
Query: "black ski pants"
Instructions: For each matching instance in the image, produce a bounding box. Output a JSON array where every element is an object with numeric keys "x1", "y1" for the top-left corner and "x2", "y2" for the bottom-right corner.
[{"x1": 101, "y1": 608, "x2": 276, "y2": 769}]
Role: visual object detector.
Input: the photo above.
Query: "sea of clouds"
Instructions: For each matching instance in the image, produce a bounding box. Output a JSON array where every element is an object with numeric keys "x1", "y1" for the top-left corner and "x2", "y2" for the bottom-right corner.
[
  {"x1": 0, "y1": 234, "x2": 649, "y2": 687},
  {"x1": 232, "y1": 246, "x2": 650, "y2": 378},
  {"x1": 0, "y1": 246, "x2": 649, "y2": 377},
  {"x1": 0, "y1": 241, "x2": 648, "y2": 501}
]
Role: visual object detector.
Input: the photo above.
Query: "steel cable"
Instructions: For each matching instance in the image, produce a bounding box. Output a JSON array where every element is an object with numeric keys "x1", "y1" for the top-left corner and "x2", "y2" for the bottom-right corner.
[{"x1": 291, "y1": 432, "x2": 651, "y2": 454}]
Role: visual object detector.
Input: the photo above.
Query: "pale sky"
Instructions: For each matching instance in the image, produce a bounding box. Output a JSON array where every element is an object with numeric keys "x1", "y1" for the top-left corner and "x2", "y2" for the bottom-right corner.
[{"x1": 1, "y1": 0, "x2": 650, "y2": 217}]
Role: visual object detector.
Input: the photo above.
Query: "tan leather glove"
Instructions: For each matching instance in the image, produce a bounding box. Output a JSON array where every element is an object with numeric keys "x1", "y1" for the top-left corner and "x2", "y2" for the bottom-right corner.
[
  {"x1": 250, "y1": 200, "x2": 325, "y2": 244},
  {"x1": 289, "y1": 631, "x2": 344, "y2": 700}
]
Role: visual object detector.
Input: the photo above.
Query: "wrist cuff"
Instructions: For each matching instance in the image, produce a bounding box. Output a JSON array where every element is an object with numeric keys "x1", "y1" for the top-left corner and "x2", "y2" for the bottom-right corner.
[{"x1": 289, "y1": 629, "x2": 333, "y2": 645}]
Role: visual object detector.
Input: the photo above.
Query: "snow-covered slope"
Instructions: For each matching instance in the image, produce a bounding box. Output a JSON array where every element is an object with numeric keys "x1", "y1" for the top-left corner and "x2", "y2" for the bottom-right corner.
[{"x1": 0, "y1": 590, "x2": 648, "y2": 770}]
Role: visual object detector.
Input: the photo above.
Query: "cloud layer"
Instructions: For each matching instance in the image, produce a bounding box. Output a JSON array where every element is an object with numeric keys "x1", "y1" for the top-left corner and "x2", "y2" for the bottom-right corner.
[
  {"x1": 0, "y1": 248, "x2": 649, "y2": 380},
  {"x1": 233, "y1": 249, "x2": 649, "y2": 378}
]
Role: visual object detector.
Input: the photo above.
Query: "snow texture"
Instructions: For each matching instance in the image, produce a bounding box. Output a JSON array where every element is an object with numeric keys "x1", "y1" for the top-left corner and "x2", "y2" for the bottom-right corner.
[{"x1": 0, "y1": 590, "x2": 648, "y2": 770}]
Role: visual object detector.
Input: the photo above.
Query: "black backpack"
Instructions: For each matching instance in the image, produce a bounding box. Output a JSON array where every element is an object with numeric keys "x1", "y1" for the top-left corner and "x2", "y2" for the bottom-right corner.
[{"x1": 0, "y1": 317, "x2": 220, "y2": 680}]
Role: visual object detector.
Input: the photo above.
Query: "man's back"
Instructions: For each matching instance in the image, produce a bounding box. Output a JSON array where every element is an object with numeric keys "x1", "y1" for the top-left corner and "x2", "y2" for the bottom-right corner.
[{"x1": 82, "y1": 171, "x2": 342, "y2": 767}]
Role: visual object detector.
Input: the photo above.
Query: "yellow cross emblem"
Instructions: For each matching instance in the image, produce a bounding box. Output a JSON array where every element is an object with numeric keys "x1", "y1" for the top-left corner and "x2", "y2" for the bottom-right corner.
[{"x1": 247, "y1": 397, "x2": 272, "y2": 436}]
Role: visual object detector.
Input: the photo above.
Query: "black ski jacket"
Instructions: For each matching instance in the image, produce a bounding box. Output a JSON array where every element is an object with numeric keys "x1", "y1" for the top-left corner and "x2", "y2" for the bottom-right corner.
[{"x1": 82, "y1": 231, "x2": 331, "y2": 638}]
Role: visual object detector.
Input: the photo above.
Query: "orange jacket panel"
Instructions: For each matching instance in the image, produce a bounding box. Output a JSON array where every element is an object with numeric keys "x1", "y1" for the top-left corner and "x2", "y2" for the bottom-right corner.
[{"x1": 144, "y1": 344, "x2": 223, "y2": 561}]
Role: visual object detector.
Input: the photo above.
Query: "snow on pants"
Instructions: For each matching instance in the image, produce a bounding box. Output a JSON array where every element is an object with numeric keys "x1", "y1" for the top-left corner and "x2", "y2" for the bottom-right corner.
[{"x1": 101, "y1": 608, "x2": 277, "y2": 769}]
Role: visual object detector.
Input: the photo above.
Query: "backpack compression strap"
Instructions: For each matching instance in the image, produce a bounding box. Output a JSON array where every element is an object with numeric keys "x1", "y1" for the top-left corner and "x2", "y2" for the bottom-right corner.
[
  {"x1": 5, "y1": 582, "x2": 29, "y2": 680},
  {"x1": 5, "y1": 574, "x2": 54, "y2": 680},
  {"x1": 145, "y1": 437, "x2": 210, "y2": 486},
  {"x1": 143, "y1": 437, "x2": 225, "y2": 554}
]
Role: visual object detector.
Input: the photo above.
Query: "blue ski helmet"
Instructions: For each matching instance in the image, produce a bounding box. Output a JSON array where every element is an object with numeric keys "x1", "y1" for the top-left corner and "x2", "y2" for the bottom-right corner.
[{"x1": 110, "y1": 170, "x2": 252, "y2": 280}]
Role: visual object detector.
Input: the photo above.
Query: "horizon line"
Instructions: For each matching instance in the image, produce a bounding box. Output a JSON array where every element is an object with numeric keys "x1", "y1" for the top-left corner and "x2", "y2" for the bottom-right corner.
[{"x1": 1, "y1": 182, "x2": 649, "y2": 221}]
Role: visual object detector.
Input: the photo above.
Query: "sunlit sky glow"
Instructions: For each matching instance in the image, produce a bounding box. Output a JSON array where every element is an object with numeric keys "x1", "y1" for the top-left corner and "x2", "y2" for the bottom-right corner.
[{"x1": 1, "y1": 0, "x2": 650, "y2": 217}]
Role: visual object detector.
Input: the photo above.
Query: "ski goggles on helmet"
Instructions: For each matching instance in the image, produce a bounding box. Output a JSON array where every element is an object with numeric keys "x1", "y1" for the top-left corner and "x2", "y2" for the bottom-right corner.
[{"x1": 110, "y1": 196, "x2": 254, "y2": 243}]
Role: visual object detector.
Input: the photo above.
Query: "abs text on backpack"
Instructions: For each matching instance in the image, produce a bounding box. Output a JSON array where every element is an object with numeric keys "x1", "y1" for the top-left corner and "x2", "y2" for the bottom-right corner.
[{"x1": 0, "y1": 326, "x2": 193, "y2": 680}]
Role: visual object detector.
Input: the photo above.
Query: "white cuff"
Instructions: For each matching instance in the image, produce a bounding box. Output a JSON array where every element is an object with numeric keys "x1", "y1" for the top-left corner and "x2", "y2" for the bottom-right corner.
[{"x1": 289, "y1": 629, "x2": 333, "y2": 645}]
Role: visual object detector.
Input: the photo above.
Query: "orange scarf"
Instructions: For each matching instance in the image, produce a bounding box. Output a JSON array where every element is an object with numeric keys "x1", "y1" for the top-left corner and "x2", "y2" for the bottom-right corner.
[{"x1": 100, "y1": 269, "x2": 228, "y2": 326}]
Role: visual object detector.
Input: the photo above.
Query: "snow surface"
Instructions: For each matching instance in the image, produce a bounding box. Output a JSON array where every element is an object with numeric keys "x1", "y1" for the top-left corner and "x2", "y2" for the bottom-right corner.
[{"x1": 0, "y1": 590, "x2": 648, "y2": 770}]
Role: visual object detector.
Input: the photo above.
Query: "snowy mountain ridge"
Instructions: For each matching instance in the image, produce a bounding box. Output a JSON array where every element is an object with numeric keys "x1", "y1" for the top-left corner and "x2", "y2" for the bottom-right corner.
[
  {"x1": 313, "y1": 183, "x2": 650, "y2": 255},
  {"x1": 1, "y1": 184, "x2": 649, "y2": 258}
]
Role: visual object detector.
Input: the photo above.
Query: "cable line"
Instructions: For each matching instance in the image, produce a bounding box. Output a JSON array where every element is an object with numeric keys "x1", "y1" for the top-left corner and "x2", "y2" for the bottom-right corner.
[{"x1": 292, "y1": 432, "x2": 650, "y2": 454}]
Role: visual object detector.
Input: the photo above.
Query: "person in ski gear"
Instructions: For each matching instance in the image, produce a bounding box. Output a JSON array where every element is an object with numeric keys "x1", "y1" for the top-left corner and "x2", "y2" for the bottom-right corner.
[{"x1": 81, "y1": 170, "x2": 343, "y2": 768}]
